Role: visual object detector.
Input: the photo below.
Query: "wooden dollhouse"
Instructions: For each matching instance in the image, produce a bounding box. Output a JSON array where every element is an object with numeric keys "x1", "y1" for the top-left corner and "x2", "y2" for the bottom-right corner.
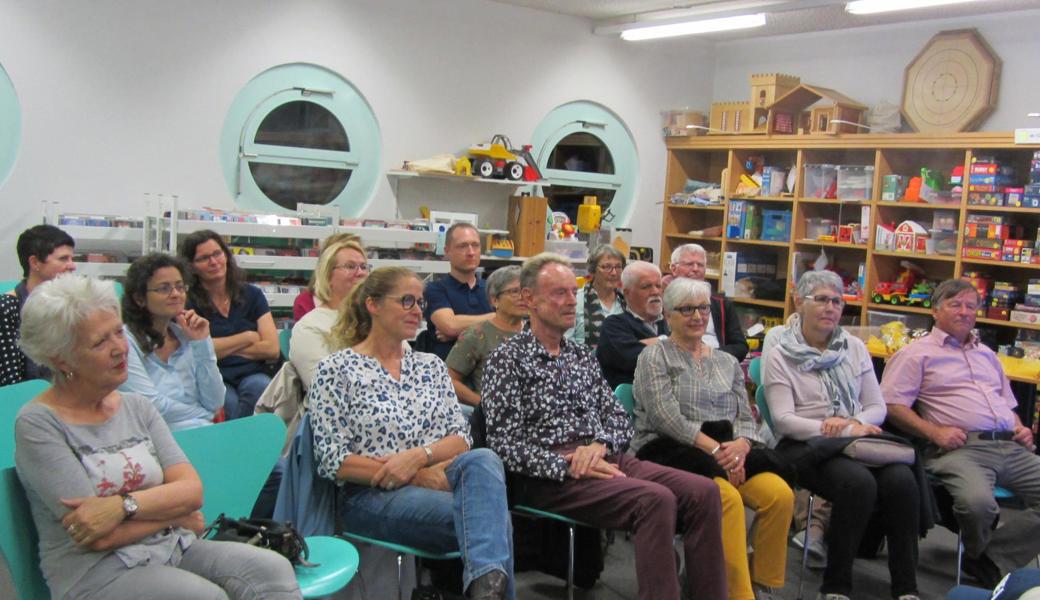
[
  {"x1": 708, "y1": 73, "x2": 800, "y2": 134},
  {"x1": 765, "y1": 84, "x2": 868, "y2": 135}
]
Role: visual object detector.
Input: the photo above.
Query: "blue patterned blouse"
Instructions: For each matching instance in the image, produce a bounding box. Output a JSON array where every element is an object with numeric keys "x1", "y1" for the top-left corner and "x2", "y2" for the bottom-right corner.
[{"x1": 310, "y1": 348, "x2": 472, "y2": 482}]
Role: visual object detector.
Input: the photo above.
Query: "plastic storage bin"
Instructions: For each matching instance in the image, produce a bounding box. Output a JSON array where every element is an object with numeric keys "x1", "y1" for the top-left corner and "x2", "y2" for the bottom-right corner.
[
  {"x1": 760, "y1": 210, "x2": 792, "y2": 242},
  {"x1": 805, "y1": 218, "x2": 837, "y2": 240},
  {"x1": 929, "y1": 229, "x2": 957, "y2": 256},
  {"x1": 545, "y1": 238, "x2": 589, "y2": 261},
  {"x1": 803, "y1": 164, "x2": 837, "y2": 199},
  {"x1": 867, "y1": 309, "x2": 931, "y2": 331},
  {"x1": 837, "y1": 165, "x2": 875, "y2": 201}
]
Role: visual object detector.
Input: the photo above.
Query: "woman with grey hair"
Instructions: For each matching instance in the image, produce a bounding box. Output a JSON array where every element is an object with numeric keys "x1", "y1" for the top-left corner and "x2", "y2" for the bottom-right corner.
[
  {"x1": 763, "y1": 270, "x2": 922, "y2": 600},
  {"x1": 632, "y1": 277, "x2": 794, "y2": 600},
  {"x1": 14, "y1": 275, "x2": 300, "y2": 600},
  {"x1": 447, "y1": 266, "x2": 527, "y2": 413},
  {"x1": 568, "y1": 244, "x2": 626, "y2": 348}
]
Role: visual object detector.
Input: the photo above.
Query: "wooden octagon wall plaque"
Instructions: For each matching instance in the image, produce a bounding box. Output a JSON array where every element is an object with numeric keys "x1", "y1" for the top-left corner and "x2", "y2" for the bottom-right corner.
[{"x1": 902, "y1": 29, "x2": 1001, "y2": 133}]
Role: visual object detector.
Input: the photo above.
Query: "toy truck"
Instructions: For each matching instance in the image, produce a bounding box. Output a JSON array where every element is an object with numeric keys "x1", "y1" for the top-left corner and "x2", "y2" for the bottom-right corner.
[{"x1": 467, "y1": 135, "x2": 542, "y2": 181}]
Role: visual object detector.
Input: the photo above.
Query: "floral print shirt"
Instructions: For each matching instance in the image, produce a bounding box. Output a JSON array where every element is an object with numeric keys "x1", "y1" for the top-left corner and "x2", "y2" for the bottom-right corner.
[
  {"x1": 481, "y1": 330, "x2": 633, "y2": 481},
  {"x1": 310, "y1": 348, "x2": 471, "y2": 482}
]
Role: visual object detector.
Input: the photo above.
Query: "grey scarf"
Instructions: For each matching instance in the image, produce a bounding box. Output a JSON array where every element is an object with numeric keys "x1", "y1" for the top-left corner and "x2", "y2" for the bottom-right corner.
[{"x1": 775, "y1": 313, "x2": 861, "y2": 418}]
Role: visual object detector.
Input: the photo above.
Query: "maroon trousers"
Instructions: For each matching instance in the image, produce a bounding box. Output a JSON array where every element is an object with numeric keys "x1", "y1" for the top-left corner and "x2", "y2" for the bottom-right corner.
[{"x1": 515, "y1": 453, "x2": 727, "y2": 600}]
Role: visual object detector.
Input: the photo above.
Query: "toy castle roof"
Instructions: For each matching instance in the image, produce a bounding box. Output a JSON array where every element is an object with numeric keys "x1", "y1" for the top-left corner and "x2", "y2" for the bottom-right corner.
[{"x1": 767, "y1": 83, "x2": 868, "y2": 112}]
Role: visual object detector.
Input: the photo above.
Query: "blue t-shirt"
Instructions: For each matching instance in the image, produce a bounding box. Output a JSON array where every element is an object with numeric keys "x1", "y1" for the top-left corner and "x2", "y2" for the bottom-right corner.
[
  {"x1": 191, "y1": 283, "x2": 271, "y2": 385},
  {"x1": 423, "y1": 274, "x2": 493, "y2": 360}
]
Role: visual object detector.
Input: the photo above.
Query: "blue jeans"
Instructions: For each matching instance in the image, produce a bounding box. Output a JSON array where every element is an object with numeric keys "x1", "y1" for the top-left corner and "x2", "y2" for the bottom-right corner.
[
  {"x1": 339, "y1": 448, "x2": 515, "y2": 599},
  {"x1": 223, "y1": 372, "x2": 271, "y2": 420}
]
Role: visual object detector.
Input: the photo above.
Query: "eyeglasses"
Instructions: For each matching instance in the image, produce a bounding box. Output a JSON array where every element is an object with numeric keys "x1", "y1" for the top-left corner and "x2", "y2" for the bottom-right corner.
[
  {"x1": 597, "y1": 264, "x2": 623, "y2": 273},
  {"x1": 384, "y1": 294, "x2": 427, "y2": 311},
  {"x1": 333, "y1": 262, "x2": 370, "y2": 273},
  {"x1": 498, "y1": 286, "x2": 522, "y2": 298},
  {"x1": 676, "y1": 261, "x2": 706, "y2": 270},
  {"x1": 673, "y1": 304, "x2": 711, "y2": 316},
  {"x1": 806, "y1": 295, "x2": 845, "y2": 308},
  {"x1": 147, "y1": 282, "x2": 188, "y2": 296},
  {"x1": 193, "y1": 249, "x2": 225, "y2": 264}
]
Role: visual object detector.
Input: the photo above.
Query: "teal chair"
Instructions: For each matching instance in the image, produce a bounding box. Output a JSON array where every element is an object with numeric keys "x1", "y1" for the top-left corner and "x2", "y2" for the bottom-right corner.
[
  {"x1": 0, "y1": 280, "x2": 17, "y2": 295},
  {"x1": 174, "y1": 414, "x2": 358, "y2": 597},
  {"x1": 510, "y1": 505, "x2": 594, "y2": 600},
  {"x1": 613, "y1": 383, "x2": 634, "y2": 420},
  {"x1": 279, "y1": 328, "x2": 292, "y2": 360},
  {"x1": 0, "y1": 467, "x2": 48, "y2": 599},
  {"x1": 0, "y1": 380, "x2": 50, "y2": 468},
  {"x1": 339, "y1": 532, "x2": 460, "y2": 600}
]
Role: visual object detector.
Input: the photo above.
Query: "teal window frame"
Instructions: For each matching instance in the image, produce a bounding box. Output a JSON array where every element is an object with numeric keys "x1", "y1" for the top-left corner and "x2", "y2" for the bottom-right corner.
[
  {"x1": 531, "y1": 101, "x2": 638, "y2": 227},
  {"x1": 0, "y1": 63, "x2": 21, "y2": 188},
  {"x1": 219, "y1": 63, "x2": 381, "y2": 216}
]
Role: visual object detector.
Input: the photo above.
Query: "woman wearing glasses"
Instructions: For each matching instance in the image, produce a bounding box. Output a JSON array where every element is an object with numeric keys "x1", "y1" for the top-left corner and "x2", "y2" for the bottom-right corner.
[
  {"x1": 446, "y1": 266, "x2": 526, "y2": 413},
  {"x1": 310, "y1": 267, "x2": 515, "y2": 600},
  {"x1": 179, "y1": 230, "x2": 280, "y2": 420},
  {"x1": 288, "y1": 237, "x2": 369, "y2": 391},
  {"x1": 763, "y1": 270, "x2": 922, "y2": 600},
  {"x1": 119, "y1": 254, "x2": 225, "y2": 431},
  {"x1": 631, "y1": 277, "x2": 794, "y2": 600},
  {"x1": 568, "y1": 245, "x2": 626, "y2": 349}
]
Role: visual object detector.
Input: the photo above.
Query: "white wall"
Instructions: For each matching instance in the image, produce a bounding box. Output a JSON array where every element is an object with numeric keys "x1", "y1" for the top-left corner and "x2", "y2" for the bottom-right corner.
[
  {"x1": 712, "y1": 9, "x2": 1040, "y2": 131},
  {"x1": 0, "y1": 0, "x2": 717, "y2": 277}
]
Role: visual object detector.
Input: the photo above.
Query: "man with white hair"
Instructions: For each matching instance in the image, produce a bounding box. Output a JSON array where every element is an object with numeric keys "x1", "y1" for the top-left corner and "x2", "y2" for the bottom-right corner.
[
  {"x1": 596, "y1": 261, "x2": 667, "y2": 389},
  {"x1": 663, "y1": 243, "x2": 747, "y2": 361}
]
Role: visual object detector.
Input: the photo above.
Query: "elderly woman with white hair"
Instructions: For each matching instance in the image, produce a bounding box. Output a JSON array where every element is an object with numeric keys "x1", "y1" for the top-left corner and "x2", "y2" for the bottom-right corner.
[
  {"x1": 763, "y1": 270, "x2": 922, "y2": 600},
  {"x1": 14, "y1": 275, "x2": 300, "y2": 600},
  {"x1": 632, "y1": 277, "x2": 794, "y2": 600},
  {"x1": 568, "y1": 244, "x2": 626, "y2": 349}
]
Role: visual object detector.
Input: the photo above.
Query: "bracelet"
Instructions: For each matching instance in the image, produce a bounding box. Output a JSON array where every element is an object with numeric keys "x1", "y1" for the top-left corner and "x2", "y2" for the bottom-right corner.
[
  {"x1": 422, "y1": 446, "x2": 434, "y2": 465},
  {"x1": 711, "y1": 444, "x2": 721, "y2": 456}
]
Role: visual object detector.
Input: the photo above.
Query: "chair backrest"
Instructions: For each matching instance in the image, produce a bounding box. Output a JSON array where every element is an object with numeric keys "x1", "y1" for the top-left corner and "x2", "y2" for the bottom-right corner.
[
  {"x1": 747, "y1": 357, "x2": 775, "y2": 432},
  {"x1": 172, "y1": 413, "x2": 285, "y2": 519},
  {"x1": 0, "y1": 280, "x2": 17, "y2": 295},
  {"x1": 613, "y1": 383, "x2": 634, "y2": 419},
  {"x1": 0, "y1": 467, "x2": 49, "y2": 599},
  {"x1": 0, "y1": 380, "x2": 50, "y2": 468},
  {"x1": 279, "y1": 328, "x2": 292, "y2": 360}
]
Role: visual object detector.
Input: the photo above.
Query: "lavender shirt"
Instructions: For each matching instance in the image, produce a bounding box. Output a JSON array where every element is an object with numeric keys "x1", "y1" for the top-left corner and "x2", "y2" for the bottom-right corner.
[{"x1": 880, "y1": 327, "x2": 1017, "y2": 432}]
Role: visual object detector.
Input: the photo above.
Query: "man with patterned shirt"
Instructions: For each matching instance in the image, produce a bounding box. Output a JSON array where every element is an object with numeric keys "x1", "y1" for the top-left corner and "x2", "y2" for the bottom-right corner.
[
  {"x1": 482, "y1": 252, "x2": 726, "y2": 600},
  {"x1": 883, "y1": 278, "x2": 1040, "y2": 586}
]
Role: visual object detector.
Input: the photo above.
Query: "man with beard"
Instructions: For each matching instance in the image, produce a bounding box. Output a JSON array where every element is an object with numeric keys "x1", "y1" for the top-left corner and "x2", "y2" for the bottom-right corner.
[{"x1": 596, "y1": 261, "x2": 667, "y2": 389}]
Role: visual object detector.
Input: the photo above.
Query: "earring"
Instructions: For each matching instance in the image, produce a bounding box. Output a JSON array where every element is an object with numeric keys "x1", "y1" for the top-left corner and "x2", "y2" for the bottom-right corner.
[{"x1": 63, "y1": 371, "x2": 73, "y2": 381}]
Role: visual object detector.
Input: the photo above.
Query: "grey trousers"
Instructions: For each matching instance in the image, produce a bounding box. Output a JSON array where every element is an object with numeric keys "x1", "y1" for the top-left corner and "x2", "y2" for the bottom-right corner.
[
  {"x1": 927, "y1": 439, "x2": 1040, "y2": 573},
  {"x1": 78, "y1": 538, "x2": 302, "y2": 600}
]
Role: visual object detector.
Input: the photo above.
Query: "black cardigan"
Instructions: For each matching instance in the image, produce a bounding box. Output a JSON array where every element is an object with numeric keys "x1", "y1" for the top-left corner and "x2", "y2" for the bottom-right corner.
[
  {"x1": 595, "y1": 311, "x2": 669, "y2": 390},
  {"x1": 710, "y1": 295, "x2": 749, "y2": 362}
]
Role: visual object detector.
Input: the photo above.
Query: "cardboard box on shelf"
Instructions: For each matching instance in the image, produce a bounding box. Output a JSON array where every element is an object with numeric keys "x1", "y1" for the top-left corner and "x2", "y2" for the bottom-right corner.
[{"x1": 507, "y1": 195, "x2": 547, "y2": 258}]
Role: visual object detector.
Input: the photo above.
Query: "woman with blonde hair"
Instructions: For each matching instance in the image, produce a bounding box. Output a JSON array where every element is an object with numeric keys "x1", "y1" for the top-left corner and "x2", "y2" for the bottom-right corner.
[
  {"x1": 311, "y1": 267, "x2": 515, "y2": 600},
  {"x1": 288, "y1": 236, "x2": 368, "y2": 391}
]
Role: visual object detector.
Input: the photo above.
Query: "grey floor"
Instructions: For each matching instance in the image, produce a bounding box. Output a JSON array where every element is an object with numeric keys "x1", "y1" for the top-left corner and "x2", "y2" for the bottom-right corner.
[{"x1": 515, "y1": 526, "x2": 970, "y2": 600}]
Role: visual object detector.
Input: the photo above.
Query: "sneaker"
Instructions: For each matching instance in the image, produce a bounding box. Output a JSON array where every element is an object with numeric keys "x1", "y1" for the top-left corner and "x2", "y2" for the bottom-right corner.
[
  {"x1": 792, "y1": 528, "x2": 827, "y2": 568},
  {"x1": 753, "y1": 583, "x2": 782, "y2": 600}
]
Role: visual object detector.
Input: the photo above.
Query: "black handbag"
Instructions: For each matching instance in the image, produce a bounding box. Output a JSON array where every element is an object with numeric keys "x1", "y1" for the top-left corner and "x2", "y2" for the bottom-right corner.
[{"x1": 203, "y1": 513, "x2": 314, "y2": 567}]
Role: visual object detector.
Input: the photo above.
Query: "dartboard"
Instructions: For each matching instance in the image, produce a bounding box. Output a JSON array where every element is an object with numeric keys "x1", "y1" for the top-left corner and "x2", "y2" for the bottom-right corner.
[{"x1": 902, "y1": 29, "x2": 1000, "y2": 133}]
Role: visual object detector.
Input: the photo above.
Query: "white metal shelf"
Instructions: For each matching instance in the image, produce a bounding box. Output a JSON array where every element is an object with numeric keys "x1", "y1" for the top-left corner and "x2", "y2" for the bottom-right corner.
[
  {"x1": 386, "y1": 169, "x2": 550, "y2": 195},
  {"x1": 61, "y1": 225, "x2": 145, "y2": 254},
  {"x1": 171, "y1": 219, "x2": 336, "y2": 241},
  {"x1": 338, "y1": 226, "x2": 438, "y2": 247},
  {"x1": 73, "y1": 262, "x2": 130, "y2": 277},
  {"x1": 262, "y1": 293, "x2": 297, "y2": 308},
  {"x1": 234, "y1": 255, "x2": 318, "y2": 271},
  {"x1": 369, "y1": 259, "x2": 450, "y2": 274}
]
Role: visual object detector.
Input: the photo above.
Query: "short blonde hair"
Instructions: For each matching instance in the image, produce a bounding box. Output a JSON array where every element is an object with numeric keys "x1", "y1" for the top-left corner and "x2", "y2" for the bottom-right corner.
[
  {"x1": 20, "y1": 275, "x2": 120, "y2": 374},
  {"x1": 313, "y1": 238, "x2": 367, "y2": 305}
]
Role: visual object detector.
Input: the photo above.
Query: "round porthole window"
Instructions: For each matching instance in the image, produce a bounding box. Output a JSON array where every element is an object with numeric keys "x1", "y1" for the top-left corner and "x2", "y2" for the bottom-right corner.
[
  {"x1": 220, "y1": 64, "x2": 381, "y2": 215},
  {"x1": 0, "y1": 63, "x2": 21, "y2": 188},
  {"x1": 531, "y1": 101, "x2": 638, "y2": 227}
]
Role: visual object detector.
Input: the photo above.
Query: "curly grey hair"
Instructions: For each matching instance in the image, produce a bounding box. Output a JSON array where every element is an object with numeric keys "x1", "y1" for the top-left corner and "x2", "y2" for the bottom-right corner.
[
  {"x1": 795, "y1": 270, "x2": 844, "y2": 299},
  {"x1": 486, "y1": 266, "x2": 521, "y2": 302},
  {"x1": 19, "y1": 275, "x2": 121, "y2": 374},
  {"x1": 663, "y1": 278, "x2": 711, "y2": 312}
]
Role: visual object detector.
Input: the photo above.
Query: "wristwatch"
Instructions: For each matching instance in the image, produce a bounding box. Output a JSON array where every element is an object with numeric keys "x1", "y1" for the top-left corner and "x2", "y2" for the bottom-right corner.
[{"x1": 120, "y1": 492, "x2": 139, "y2": 520}]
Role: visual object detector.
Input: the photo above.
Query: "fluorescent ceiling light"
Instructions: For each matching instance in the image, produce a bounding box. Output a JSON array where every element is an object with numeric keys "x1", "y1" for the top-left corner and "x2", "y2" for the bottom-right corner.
[
  {"x1": 846, "y1": 0, "x2": 983, "y2": 15},
  {"x1": 621, "y1": 13, "x2": 766, "y2": 41}
]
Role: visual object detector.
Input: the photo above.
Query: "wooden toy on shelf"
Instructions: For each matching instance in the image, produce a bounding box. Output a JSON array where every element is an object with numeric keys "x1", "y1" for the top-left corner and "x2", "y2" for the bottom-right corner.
[{"x1": 766, "y1": 84, "x2": 867, "y2": 135}]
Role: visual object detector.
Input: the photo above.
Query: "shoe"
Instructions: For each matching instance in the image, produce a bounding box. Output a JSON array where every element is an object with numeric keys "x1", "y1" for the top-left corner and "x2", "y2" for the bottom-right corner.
[
  {"x1": 896, "y1": 595, "x2": 921, "y2": 600},
  {"x1": 467, "y1": 571, "x2": 507, "y2": 600},
  {"x1": 962, "y1": 553, "x2": 1002, "y2": 590},
  {"x1": 816, "y1": 594, "x2": 850, "y2": 600},
  {"x1": 792, "y1": 528, "x2": 828, "y2": 568},
  {"x1": 753, "y1": 583, "x2": 782, "y2": 600}
]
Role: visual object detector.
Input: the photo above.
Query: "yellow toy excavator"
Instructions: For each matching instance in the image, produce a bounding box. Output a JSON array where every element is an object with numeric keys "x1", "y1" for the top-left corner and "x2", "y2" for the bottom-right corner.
[{"x1": 468, "y1": 135, "x2": 543, "y2": 182}]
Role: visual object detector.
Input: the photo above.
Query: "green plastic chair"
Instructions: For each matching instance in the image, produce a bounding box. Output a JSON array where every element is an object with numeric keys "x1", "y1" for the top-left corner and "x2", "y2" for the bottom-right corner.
[
  {"x1": 747, "y1": 357, "x2": 774, "y2": 431},
  {"x1": 0, "y1": 380, "x2": 50, "y2": 468},
  {"x1": 339, "y1": 531, "x2": 460, "y2": 600},
  {"x1": 511, "y1": 505, "x2": 594, "y2": 600},
  {"x1": 279, "y1": 328, "x2": 292, "y2": 360},
  {"x1": 174, "y1": 414, "x2": 358, "y2": 597},
  {"x1": 0, "y1": 467, "x2": 48, "y2": 599},
  {"x1": 613, "y1": 383, "x2": 635, "y2": 420}
]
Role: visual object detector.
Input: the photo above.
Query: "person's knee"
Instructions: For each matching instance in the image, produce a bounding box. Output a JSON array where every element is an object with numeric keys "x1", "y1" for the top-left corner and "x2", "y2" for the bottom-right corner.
[
  {"x1": 829, "y1": 463, "x2": 877, "y2": 506},
  {"x1": 456, "y1": 448, "x2": 505, "y2": 477},
  {"x1": 715, "y1": 478, "x2": 743, "y2": 513},
  {"x1": 757, "y1": 473, "x2": 795, "y2": 510},
  {"x1": 953, "y1": 487, "x2": 1000, "y2": 521}
]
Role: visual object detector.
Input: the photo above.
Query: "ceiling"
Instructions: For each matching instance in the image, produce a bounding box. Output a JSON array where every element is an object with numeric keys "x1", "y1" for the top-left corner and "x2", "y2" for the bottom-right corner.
[{"x1": 488, "y1": 0, "x2": 1040, "y2": 41}]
